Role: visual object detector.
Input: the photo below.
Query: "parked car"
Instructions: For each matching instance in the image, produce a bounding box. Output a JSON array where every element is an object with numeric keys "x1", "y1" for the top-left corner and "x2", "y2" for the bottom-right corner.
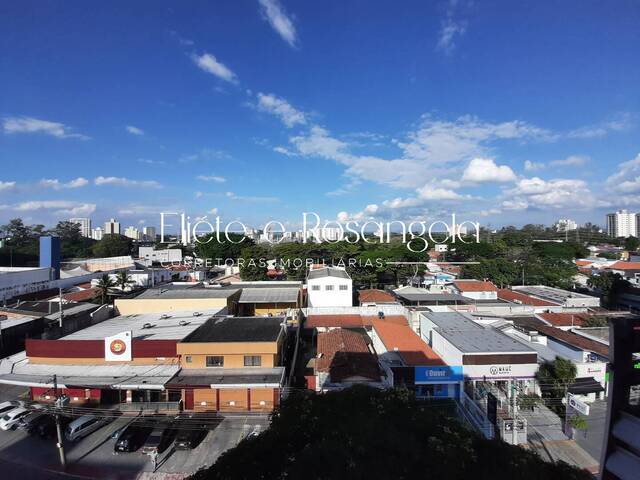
[
  {"x1": 174, "y1": 426, "x2": 208, "y2": 450},
  {"x1": 0, "y1": 401, "x2": 23, "y2": 417},
  {"x1": 65, "y1": 415, "x2": 108, "y2": 441},
  {"x1": 36, "y1": 415, "x2": 71, "y2": 439},
  {"x1": 141, "y1": 422, "x2": 176, "y2": 455},
  {"x1": 114, "y1": 422, "x2": 154, "y2": 453},
  {"x1": 0, "y1": 407, "x2": 30, "y2": 430},
  {"x1": 17, "y1": 411, "x2": 47, "y2": 432}
]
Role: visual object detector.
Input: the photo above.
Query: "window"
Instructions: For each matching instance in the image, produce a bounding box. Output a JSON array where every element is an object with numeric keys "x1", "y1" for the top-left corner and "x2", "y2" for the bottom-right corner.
[
  {"x1": 185, "y1": 355, "x2": 192, "y2": 363},
  {"x1": 325, "y1": 285, "x2": 334, "y2": 291},
  {"x1": 339, "y1": 285, "x2": 348, "y2": 291},
  {"x1": 206, "y1": 356, "x2": 224, "y2": 367},
  {"x1": 311, "y1": 285, "x2": 320, "y2": 291},
  {"x1": 244, "y1": 355, "x2": 262, "y2": 367}
]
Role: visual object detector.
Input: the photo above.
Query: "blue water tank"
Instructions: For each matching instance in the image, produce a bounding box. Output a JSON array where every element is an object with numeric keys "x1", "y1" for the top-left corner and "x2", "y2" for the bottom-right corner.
[{"x1": 40, "y1": 236, "x2": 61, "y2": 280}]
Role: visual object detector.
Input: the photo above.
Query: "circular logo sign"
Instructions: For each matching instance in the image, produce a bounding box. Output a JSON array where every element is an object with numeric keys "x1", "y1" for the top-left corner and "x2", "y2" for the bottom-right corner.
[
  {"x1": 490, "y1": 366, "x2": 498, "y2": 375},
  {"x1": 110, "y1": 339, "x2": 127, "y2": 355}
]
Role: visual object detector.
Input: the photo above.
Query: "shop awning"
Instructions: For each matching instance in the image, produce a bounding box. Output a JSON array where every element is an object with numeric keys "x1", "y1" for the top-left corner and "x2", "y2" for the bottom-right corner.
[{"x1": 568, "y1": 377, "x2": 605, "y2": 395}]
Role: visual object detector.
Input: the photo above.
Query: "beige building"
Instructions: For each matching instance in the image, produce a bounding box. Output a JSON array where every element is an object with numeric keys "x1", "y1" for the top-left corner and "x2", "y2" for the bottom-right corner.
[{"x1": 114, "y1": 286, "x2": 240, "y2": 315}]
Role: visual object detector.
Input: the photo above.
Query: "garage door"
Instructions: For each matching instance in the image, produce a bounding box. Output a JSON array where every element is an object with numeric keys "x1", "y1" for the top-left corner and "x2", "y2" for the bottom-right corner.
[
  {"x1": 193, "y1": 388, "x2": 216, "y2": 412},
  {"x1": 218, "y1": 388, "x2": 247, "y2": 411}
]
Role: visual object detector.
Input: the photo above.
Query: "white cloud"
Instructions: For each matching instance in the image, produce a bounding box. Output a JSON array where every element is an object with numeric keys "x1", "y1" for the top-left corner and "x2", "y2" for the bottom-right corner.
[
  {"x1": 3, "y1": 116, "x2": 89, "y2": 140},
  {"x1": 0, "y1": 181, "x2": 16, "y2": 192},
  {"x1": 191, "y1": 52, "x2": 237, "y2": 83},
  {"x1": 224, "y1": 191, "x2": 279, "y2": 202},
  {"x1": 196, "y1": 174, "x2": 226, "y2": 183},
  {"x1": 137, "y1": 158, "x2": 166, "y2": 165},
  {"x1": 125, "y1": 125, "x2": 144, "y2": 136},
  {"x1": 39, "y1": 177, "x2": 89, "y2": 190},
  {"x1": 436, "y1": 0, "x2": 468, "y2": 54},
  {"x1": 416, "y1": 186, "x2": 464, "y2": 201},
  {"x1": 461, "y1": 158, "x2": 517, "y2": 183},
  {"x1": 524, "y1": 160, "x2": 545, "y2": 172},
  {"x1": 209, "y1": 208, "x2": 219, "y2": 215},
  {"x1": 256, "y1": 93, "x2": 306, "y2": 128},
  {"x1": 273, "y1": 146, "x2": 297, "y2": 156},
  {"x1": 606, "y1": 153, "x2": 640, "y2": 194},
  {"x1": 567, "y1": 113, "x2": 633, "y2": 139},
  {"x1": 94, "y1": 176, "x2": 162, "y2": 188},
  {"x1": 179, "y1": 148, "x2": 231, "y2": 163},
  {"x1": 258, "y1": 0, "x2": 298, "y2": 48},
  {"x1": 550, "y1": 155, "x2": 589, "y2": 167},
  {"x1": 13, "y1": 200, "x2": 96, "y2": 216},
  {"x1": 501, "y1": 199, "x2": 529, "y2": 211},
  {"x1": 504, "y1": 177, "x2": 597, "y2": 209}
]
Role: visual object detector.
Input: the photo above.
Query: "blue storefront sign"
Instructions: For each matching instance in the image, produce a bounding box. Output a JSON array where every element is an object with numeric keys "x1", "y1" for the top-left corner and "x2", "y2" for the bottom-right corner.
[{"x1": 415, "y1": 366, "x2": 464, "y2": 384}]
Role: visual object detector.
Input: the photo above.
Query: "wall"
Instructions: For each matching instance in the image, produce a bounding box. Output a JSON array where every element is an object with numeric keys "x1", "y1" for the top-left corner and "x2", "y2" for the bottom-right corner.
[
  {"x1": 177, "y1": 340, "x2": 281, "y2": 368},
  {"x1": 114, "y1": 297, "x2": 230, "y2": 315},
  {"x1": 307, "y1": 276, "x2": 352, "y2": 307}
]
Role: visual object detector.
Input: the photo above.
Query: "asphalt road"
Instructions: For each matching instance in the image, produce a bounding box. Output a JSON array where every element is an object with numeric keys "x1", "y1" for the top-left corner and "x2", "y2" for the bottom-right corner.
[{"x1": 573, "y1": 398, "x2": 607, "y2": 463}]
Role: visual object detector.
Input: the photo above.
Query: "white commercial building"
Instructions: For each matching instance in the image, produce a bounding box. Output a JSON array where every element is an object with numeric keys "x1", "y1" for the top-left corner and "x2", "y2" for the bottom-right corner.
[
  {"x1": 124, "y1": 226, "x2": 142, "y2": 241},
  {"x1": 138, "y1": 246, "x2": 183, "y2": 264},
  {"x1": 92, "y1": 227, "x2": 104, "y2": 241},
  {"x1": 306, "y1": 267, "x2": 353, "y2": 307},
  {"x1": 143, "y1": 226, "x2": 156, "y2": 242},
  {"x1": 606, "y1": 210, "x2": 637, "y2": 238},
  {"x1": 69, "y1": 217, "x2": 92, "y2": 238},
  {"x1": 554, "y1": 218, "x2": 578, "y2": 232},
  {"x1": 104, "y1": 218, "x2": 121, "y2": 235}
]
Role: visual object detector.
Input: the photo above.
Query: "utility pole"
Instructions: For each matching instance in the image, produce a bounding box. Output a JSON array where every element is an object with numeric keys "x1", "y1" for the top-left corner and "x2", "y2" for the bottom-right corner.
[
  {"x1": 53, "y1": 374, "x2": 67, "y2": 468},
  {"x1": 512, "y1": 381, "x2": 518, "y2": 445}
]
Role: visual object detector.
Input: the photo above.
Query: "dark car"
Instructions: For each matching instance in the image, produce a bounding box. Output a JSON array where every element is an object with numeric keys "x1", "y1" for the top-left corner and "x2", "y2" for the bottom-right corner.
[
  {"x1": 114, "y1": 422, "x2": 154, "y2": 453},
  {"x1": 141, "y1": 422, "x2": 177, "y2": 455},
  {"x1": 36, "y1": 416, "x2": 71, "y2": 439},
  {"x1": 17, "y1": 411, "x2": 48, "y2": 433},
  {"x1": 174, "y1": 426, "x2": 208, "y2": 450}
]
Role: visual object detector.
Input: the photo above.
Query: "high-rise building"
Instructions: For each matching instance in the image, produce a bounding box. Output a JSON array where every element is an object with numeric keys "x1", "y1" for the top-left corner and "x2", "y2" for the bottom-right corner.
[
  {"x1": 92, "y1": 227, "x2": 104, "y2": 241},
  {"x1": 124, "y1": 226, "x2": 142, "y2": 240},
  {"x1": 554, "y1": 218, "x2": 578, "y2": 232},
  {"x1": 607, "y1": 210, "x2": 637, "y2": 238},
  {"x1": 69, "y1": 217, "x2": 92, "y2": 238},
  {"x1": 143, "y1": 226, "x2": 156, "y2": 242},
  {"x1": 104, "y1": 218, "x2": 120, "y2": 235}
]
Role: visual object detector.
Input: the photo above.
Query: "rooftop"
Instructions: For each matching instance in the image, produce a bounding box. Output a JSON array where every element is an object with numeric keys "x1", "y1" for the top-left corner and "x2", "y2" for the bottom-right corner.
[
  {"x1": 537, "y1": 312, "x2": 588, "y2": 327},
  {"x1": 305, "y1": 313, "x2": 408, "y2": 329},
  {"x1": 372, "y1": 320, "x2": 444, "y2": 366},
  {"x1": 452, "y1": 280, "x2": 498, "y2": 292},
  {"x1": 134, "y1": 286, "x2": 240, "y2": 299},
  {"x1": 532, "y1": 324, "x2": 609, "y2": 358},
  {"x1": 358, "y1": 289, "x2": 398, "y2": 304},
  {"x1": 316, "y1": 328, "x2": 380, "y2": 382},
  {"x1": 63, "y1": 309, "x2": 221, "y2": 341},
  {"x1": 168, "y1": 367, "x2": 285, "y2": 387},
  {"x1": 181, "y1": 316, "x2": 284, "y2": 343},
  {"x1": 394, "y1": 291, "x2": 470, "y2": 303},
  {"x1": 238, "y1": 287, "x2": 300, "y2": 304},
  {"x1": 513, "y1": 285, "x2": 597, "y2": 304},
  {"x1": 497, "y1": 289, "x2": 558, "y2": 307},
  {"x1": 421, "y1": 311, "x2": 536, "y2": 354},
  {"x1": 606, "y1": 261, "x2": 640, "y2": 271},
  {"x1": 307, "y1": 267, "x2": 351, "y2": 281}
]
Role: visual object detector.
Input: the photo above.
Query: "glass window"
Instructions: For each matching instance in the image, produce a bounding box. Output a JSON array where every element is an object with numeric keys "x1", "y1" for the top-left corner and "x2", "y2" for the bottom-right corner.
[
  {"x1": 311, "y1": 285, "x2": 320, "y2": 291},
  {"x1": 325, "y1": 285, "x2": 334, "y2": 291},
  {"x1": 185, "y1": 355, "x2": 192, "y2": 363},
  {"x1": 339, "y1": 285, "x2": 348, "y2": 290},
  {"x1": 244, "y1": 355, "x2": 262, "y2": 367},
  {"x1": 206, "y1": 356, "x2": 224, "y2": 367}
]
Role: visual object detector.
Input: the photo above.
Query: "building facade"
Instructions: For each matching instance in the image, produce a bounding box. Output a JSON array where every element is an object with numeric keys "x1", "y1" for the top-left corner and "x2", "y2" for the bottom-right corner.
[
  {"x1": 306, "y1": 267, "x2": 353, "y2": 307},
  {"x1": 69, "y1": 217, "x2": 92, "y2": 238},
  {"x1": 606, "y1": 210, "x2": 637, "y2": 238}
]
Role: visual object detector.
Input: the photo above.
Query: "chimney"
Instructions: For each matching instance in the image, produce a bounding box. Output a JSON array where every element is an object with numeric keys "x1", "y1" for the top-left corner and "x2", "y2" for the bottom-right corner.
[{"x1": 40, "y1": 236, "x2": 61, "y2": 280}]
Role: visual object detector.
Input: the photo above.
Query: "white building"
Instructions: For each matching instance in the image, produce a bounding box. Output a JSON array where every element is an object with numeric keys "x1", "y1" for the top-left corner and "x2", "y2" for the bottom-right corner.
[
  {"x1": 606, "y1": 210, "x2": 637, "y2": 238},
  {"x1": 91, "y1": 227, "x2": 104, "y2": 241},
  {"x1": 143, "y1": 226, "x2": 156, "y2": 242},
  {"x1": 554, "y1": 218, "x2": 578, "y2": 232},
  {"x1": 69, "y1": 217, "x2": 92, "y2": 238},
  {"x1": 307, "y1": 227, "x2": 345, "y2": 243},
  {"x1": 104, "y1": 218, "x2": 121, "y2": 235},
  {"x1": 138, "y1": 246, "x2": 183, "y2": 264},
  {"x1": 306, "y1": 267, "x2": 352, "y2": 307},
  {"x1": 124, "y1": 226, "x2": 142, "y2": 241},
  {"x1": 448, "y1": 280, "x2": 498, "y2": 300}
]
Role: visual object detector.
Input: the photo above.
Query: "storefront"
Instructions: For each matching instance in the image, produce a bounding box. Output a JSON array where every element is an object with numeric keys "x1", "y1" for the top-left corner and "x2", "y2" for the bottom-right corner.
[{"x1": 414, "y1": 365, "x2": 463, "y2": 399}]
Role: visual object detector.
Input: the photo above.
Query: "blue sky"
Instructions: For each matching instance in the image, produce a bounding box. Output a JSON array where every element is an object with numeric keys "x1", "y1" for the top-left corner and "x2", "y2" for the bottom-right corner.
[{"x1": 1, "y1": 0, "x2": 639, "y2": 233}]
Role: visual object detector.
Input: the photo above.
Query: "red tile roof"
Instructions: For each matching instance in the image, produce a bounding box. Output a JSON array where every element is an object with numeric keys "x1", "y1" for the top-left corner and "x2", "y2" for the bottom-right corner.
[
  {"x1": 305, "y1": 314, "x2": 408, "y2": 329},
  {"x1": 372, "y1": 320, "x2": 444, "y2": 366},
  {"x1": 453, "y1": 280, "x2": 497, "y2": 292},
  {"x1": 316, "y1": 329, "x2": 380, "y2": 382},
  {"x1": 606, "y1": 261, "x2": 640, "y2": 271},
  {"x1": 538, "y1": 312, "x2": 587, "y2": 327},
  {"x1": 575, "y1": 260, "x2": 594, "y2": 267},
  {"x1": 498, "y1": 289, "x2": 558, "y2": 307},
  {"x1": 532, "y1": 324, "x2": 609, "y2": 358},
  {"x1": 358, "y1": 289, "x2": 398, "y2": 305},
  {"x1": 62, "y1": 288, "x2": 100, "y2": 302}
]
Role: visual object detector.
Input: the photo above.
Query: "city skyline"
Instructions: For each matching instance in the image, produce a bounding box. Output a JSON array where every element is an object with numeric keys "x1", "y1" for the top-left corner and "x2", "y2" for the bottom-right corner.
[{"x1": 1, "y1": 1, "x2": 639, "y2": 229}]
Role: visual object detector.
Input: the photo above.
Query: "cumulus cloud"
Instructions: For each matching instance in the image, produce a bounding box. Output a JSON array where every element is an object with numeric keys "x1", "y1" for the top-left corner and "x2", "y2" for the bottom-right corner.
[
  {"x1": 550, "y1": 155, "x2": 589, "y2": 167},
  {"x1": 504, "y1": 177, "x2": 597, "y2": 210},
  {"x1": 461, "y1": 158, "x2": 517, "y2": 183},
  {"x1": 191, "y1": 52, "x2": 237, "y2": 83},
  {"x1": 39, "y1": 177, "x2": 89, "y2": 190},
  {"x1": 256, "y1": 93, "x2": 306, "y2": 127},
  {"x1": 567, "y1": 113, "x2": 633, "y2": 139},
  {"x1": 524, "y1": 160, "x2": 545, "y2": 172},
  {"x1": 3, "y1": 116, "x2": 89, "y2": 140},
  {"x1": 606, "y1": 153, "x2": 640, "y2": 194},
  {"x1": 125, "y1": 125, "x2": 144, "y2": 136},
  {"x1": 436, "y1": 0, "x2": 468, "y2": 54},
  {"x1": 0, "y1": 181, "x2": 16, "y2": 192},
  {"x1": 94, "y1": 176, "x2": 162, "y2": 188},
  {"x1": 196, "y1": 174, "x2": 226, "y2": 183},
  {"x1": 13, "y1": 200, "x2": 96, "y2": 216},
  {"x1": 258, "y1": 0, "x2": 298, "y2": 48}
]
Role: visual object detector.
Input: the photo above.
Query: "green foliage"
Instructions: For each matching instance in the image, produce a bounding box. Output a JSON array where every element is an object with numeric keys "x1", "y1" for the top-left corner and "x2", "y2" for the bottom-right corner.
[
  {"x1": 195, "y1": 233, "x2": 254, "y2": 262},
  {"x1": 95, "y1": 274, "x2": 116, "y2": 304},
  {"x1": 582, "y1": 316, "x2": 608, "y2": 328},
  {"x1": 568, "y1": 414, "x2": 588, "y2": 431},
  {"x1": 115, "y1": 271, "x2": 133, "y2": 291},
  {"x1": 537, "y1": 358, "x2": 578, "y2": 416},
  {"x1": 92, "y1": 234, "x2": 132, "y2": 258},
  {"x1": 517, "y1": 393, "x2": 542, "y2": 411},
  {"x1": 587, "y1": 272, "x2": 630, "y2": 308},
  {"x1": 239, "y1": 245, "x2": 270, "y2": 281},
  {"x1": 624, "y1": 236, "x2": 640, "y2": 252},
  {"x1": 190, "y1": 387, "x2": 590, "y2": 480}
]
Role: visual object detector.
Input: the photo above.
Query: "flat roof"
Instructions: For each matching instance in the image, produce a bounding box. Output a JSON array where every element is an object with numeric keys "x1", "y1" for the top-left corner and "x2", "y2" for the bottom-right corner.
[
  {"x1": 421, "y1": 311, "x2": 536, "y2": 354},
  {"x1": 0, "y1": 315, "x2": 40, "y2": 330},
  {"x1": 168, "y1": 367, "x2": 285, "y2": 387},
  {"x1": 513, "y1": 285, "x2": 597, "y2": 303},
  {"x1": 307, "y1": 267, "x2": 351, "y2": 280},
  {"x1": 395, "y1": 292, "x2": 470, "y2": 303},
  {"x1": 134, "y1": 287, "x2": 239, "y2": 299},
  {"x1": 238, "y1": 287, "x2": 300, "y2": 304},
  {"x1": 181, "y1": 316, "x2": 284, "y2": 343},
  {"x1": 63, "y1": 309, "x2": 223, "y2": 341}
]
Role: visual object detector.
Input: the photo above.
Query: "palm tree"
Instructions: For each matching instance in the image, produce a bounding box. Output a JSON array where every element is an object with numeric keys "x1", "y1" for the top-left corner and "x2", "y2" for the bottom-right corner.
[
  {"x1": 96, "y1": 273, "x2": 116, "y2": 304},
  {"x1": 115, "y1": 270, "x2": 133, "y2": 292}
]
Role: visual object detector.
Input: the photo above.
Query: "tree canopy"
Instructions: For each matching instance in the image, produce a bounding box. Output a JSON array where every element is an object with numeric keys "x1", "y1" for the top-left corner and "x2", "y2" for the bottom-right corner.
[
  {"x1": 92, "y1": 234, "x2": 133, "y2": 258},
  {"x1": 191, "y1": 387, "x2": 589, "y2": 480}
]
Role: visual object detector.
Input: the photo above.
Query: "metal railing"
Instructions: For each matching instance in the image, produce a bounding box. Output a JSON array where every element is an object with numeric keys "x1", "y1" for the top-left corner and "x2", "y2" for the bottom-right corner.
[{"x1": 118, "y1": 401, "x2": 181, "y2": 413}]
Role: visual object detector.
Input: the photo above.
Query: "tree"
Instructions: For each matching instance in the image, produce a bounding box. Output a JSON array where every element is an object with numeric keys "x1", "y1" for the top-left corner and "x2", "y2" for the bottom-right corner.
[
  {"x1": 0, "y1": 218, "x2": 34, "y2": 246},
  {"x1": 195, "y1": 233, "x2": 254, "y2": 263},
  {"x1": 95, "y1": 274, "x2": 116, "y2": 304},
  {"x1": 588, "y1": 272, "x2": 630, "y2": 308},
  {"x1": 624, "y1": 236, "x2": 640, "y2": 252},
  {"x1": 239, "y1": 245, "x2": 269, "y2": 281},
  {"x1": 582, "y1": 316, "x2": 608, "y2": 328},
  {"x1": 191, "y1": 386, "x2": 590, "y2": 480},
  {"x1": 115, "y1": 271, "x2": 133, "y2": 291},
  {"x1": 50, "y1": 221, "x2": 82, "y2": 242},
  {"x1": 92, "y1": 234, "x2": 132, "y2": 257},
  {"x1": 536, "y1": 358, "x2": 577, "y2": 415}
]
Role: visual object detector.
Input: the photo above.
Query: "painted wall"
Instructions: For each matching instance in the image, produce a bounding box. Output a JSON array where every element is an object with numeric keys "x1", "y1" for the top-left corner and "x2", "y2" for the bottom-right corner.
[{"x1": 114, "y1": 297, "x2": 230, "y2": 315}]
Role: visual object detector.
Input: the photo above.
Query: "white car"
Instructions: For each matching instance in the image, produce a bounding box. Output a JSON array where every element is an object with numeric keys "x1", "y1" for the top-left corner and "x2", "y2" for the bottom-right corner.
[
  {"x1": 0, "y1": 401, "x2": 22, "y2": 417},
  {"x1": 0, "y1": 407, "x2": 29, "y2": 430}
]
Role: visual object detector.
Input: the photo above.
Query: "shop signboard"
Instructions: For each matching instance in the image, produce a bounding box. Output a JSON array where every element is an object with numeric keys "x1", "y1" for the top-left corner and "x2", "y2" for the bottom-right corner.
[{"x1": 415, "y1": 365, "x2": 463, "y2": 384}]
